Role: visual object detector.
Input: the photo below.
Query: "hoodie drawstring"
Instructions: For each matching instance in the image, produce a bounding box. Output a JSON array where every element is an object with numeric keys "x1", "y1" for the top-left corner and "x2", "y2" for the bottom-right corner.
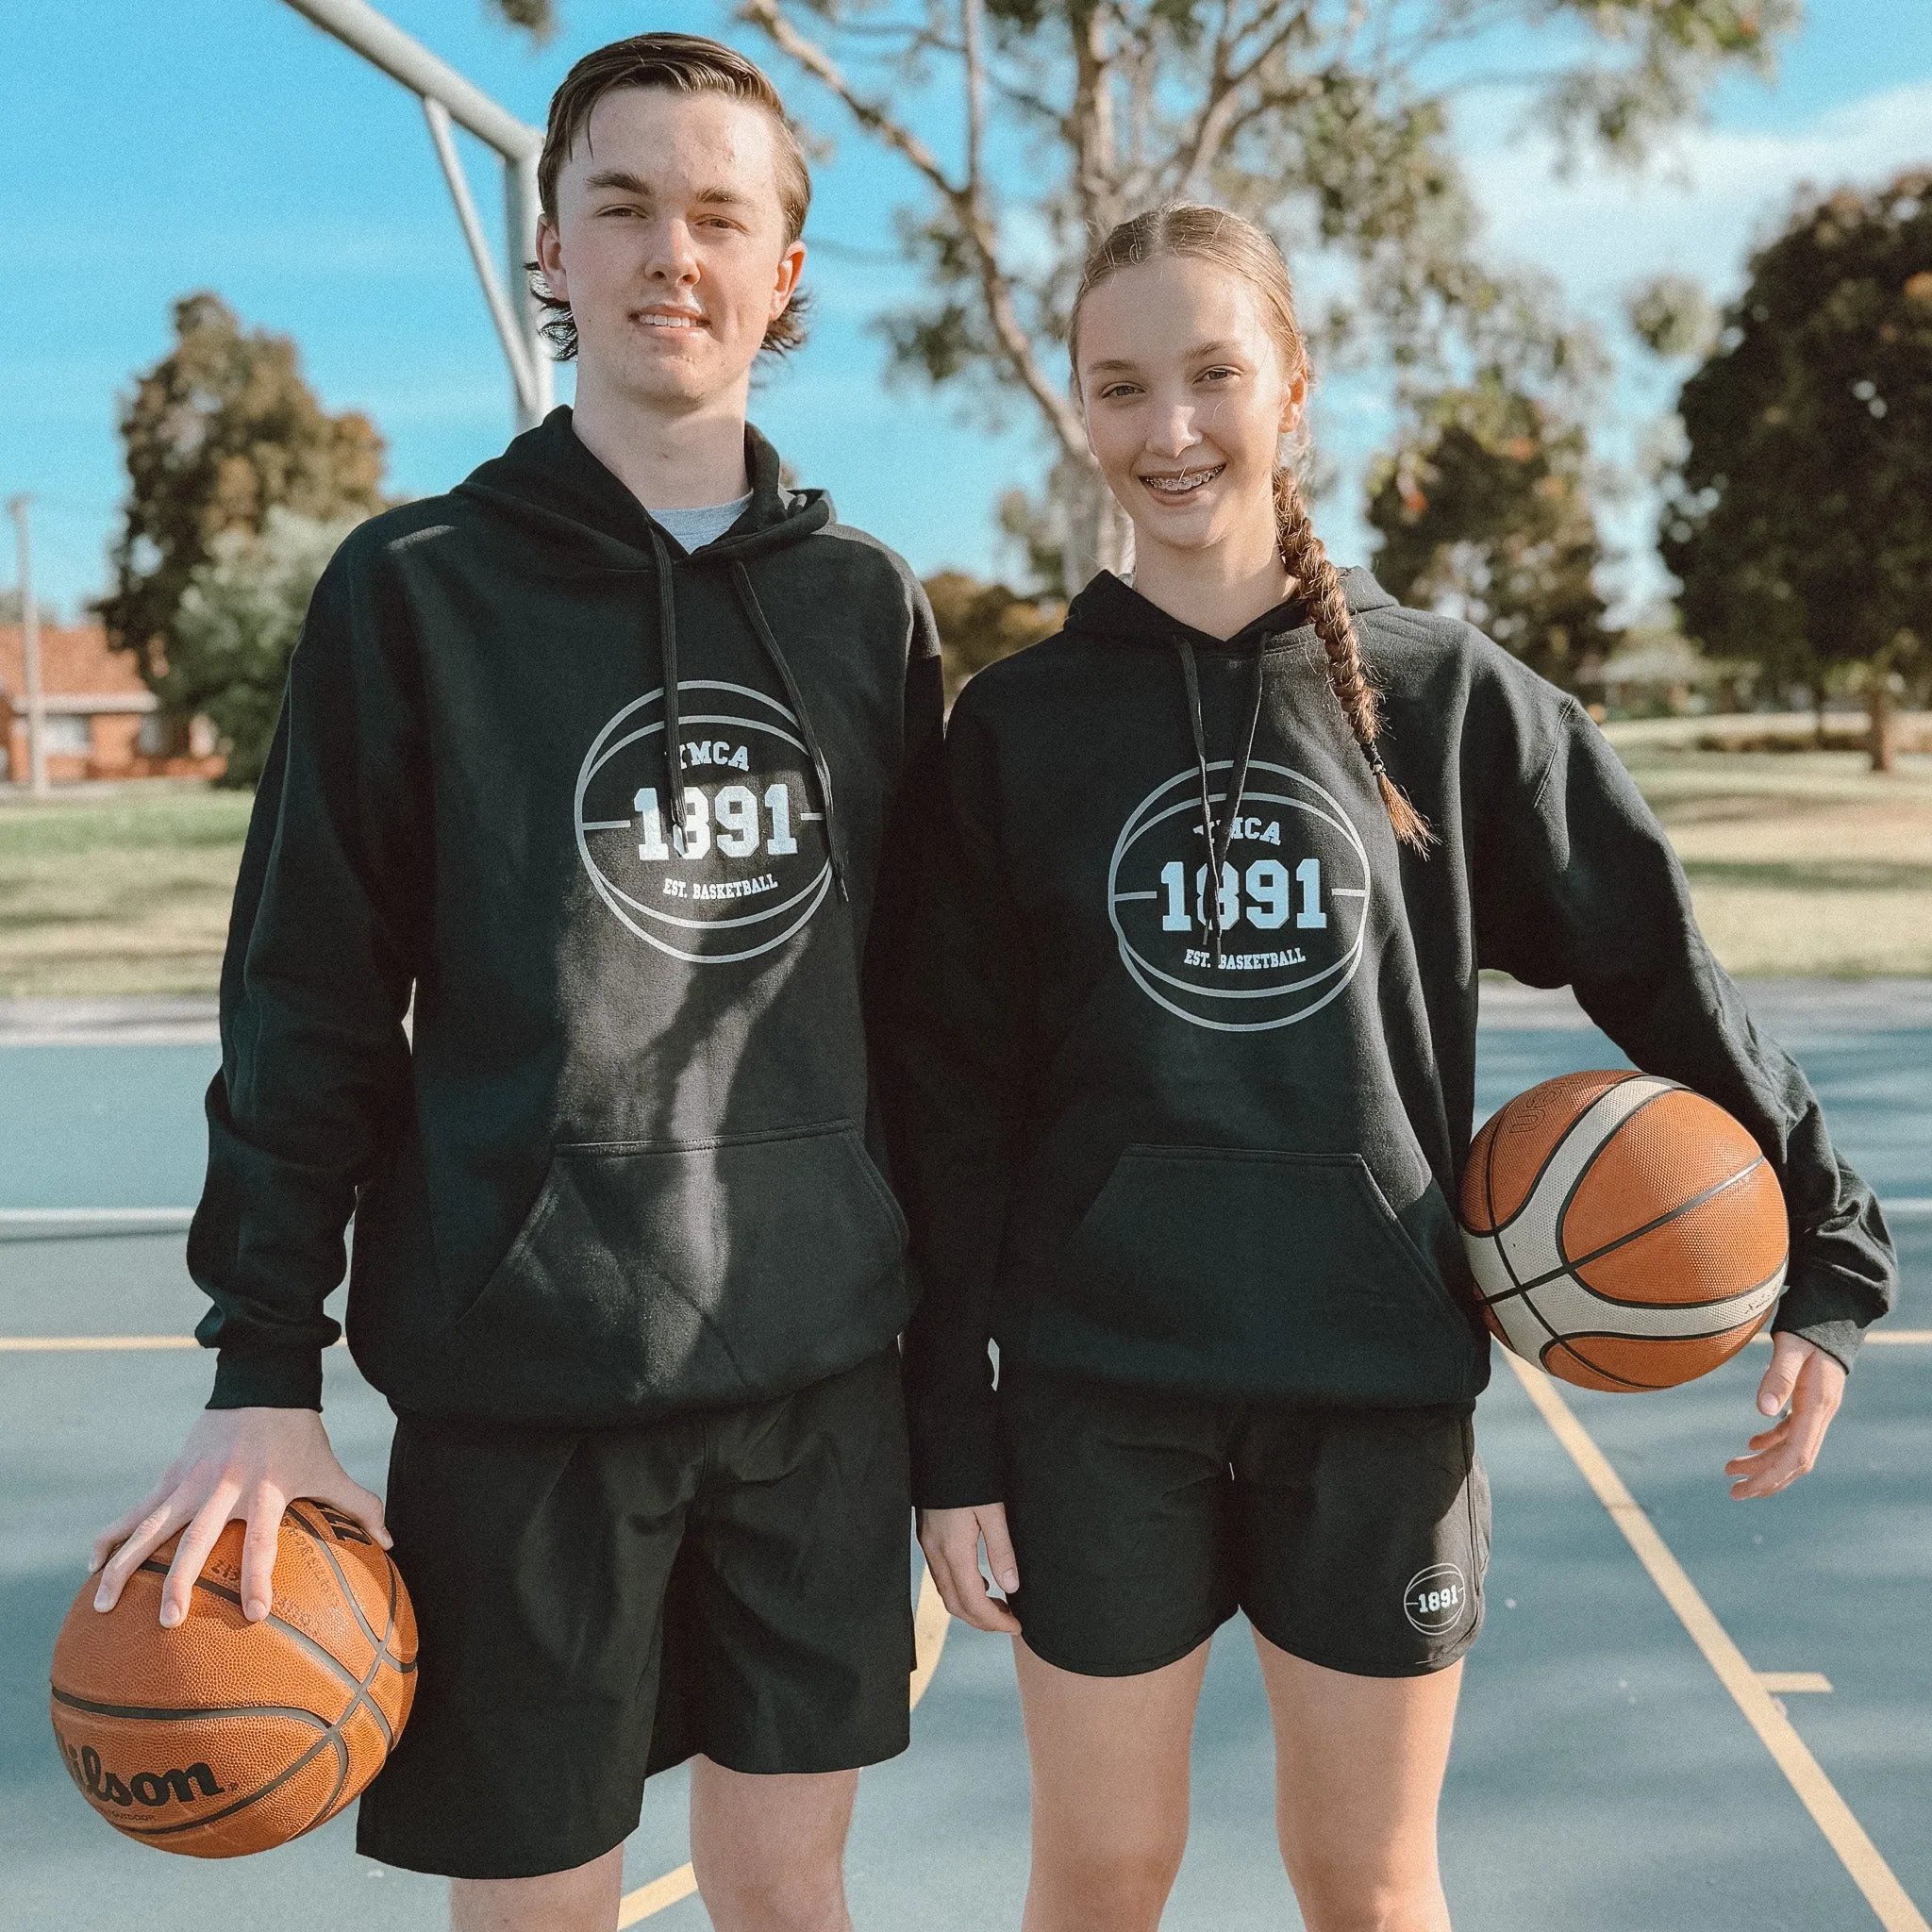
[
  {"x1": 641, "y1": 531, "x2": 848, "y2": 905},
  {"x1": 1175, "y1": 639, "x2": 1267, "y2": 967},
  {"x1": 729, "y1": 561, "x2": 849, "y2": 903},
  {"x1": 645, "y1": 525, "x2": 684, "y2": 827}
]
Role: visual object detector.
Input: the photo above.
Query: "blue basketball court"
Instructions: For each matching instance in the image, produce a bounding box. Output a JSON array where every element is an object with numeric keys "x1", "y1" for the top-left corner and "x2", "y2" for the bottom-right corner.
[{"x1": 2, "y1": 983, "x2": 1926, "y2": 1930}]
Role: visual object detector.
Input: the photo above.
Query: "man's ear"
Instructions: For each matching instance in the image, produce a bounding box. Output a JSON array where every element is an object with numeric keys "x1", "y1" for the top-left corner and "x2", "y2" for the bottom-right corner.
[
  {"x1": 771, "y1": 239, "x2": 808, "y2": 319},
  {"x1": 536, "y1": 215, "x2": 568, "y2": 304}
]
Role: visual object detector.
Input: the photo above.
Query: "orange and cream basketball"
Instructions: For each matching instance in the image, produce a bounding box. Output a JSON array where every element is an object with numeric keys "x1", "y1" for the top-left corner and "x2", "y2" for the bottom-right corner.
[
  {"x1": 49, "y1": 1501, "x2": 415, "y2": 1857},
  {"x1": 1460, "y1": 1071, "x2": 1788, "y2": 1391}
]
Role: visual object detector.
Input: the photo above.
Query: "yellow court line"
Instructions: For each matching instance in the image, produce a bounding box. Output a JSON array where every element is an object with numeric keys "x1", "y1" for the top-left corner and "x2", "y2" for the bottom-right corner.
[
  {"x1": 616, "y1": 1866, "x2": 697, "y2": 1926},
  {"x1": 0, "y1": 1335, "x2": 200, "y2": 1351},
  {"x1": 1505, "y1": 1352, "x2": 1928, "y2": 1932},
  {"x1": 616, "y1": 1564, "x2": 952, "y2": 1927}
]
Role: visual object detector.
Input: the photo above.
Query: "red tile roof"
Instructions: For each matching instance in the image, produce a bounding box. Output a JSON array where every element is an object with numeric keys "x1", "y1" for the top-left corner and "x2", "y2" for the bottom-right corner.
[{"x1": 0, "y1": 625, "x2": 149, "y2": 704}]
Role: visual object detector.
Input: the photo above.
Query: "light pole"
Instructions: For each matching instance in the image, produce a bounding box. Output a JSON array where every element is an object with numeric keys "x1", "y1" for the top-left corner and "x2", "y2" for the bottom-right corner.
[
  {"x1": 279, "y1": 0, "x2": 555, "y2": 432},
  {"x1": 5, "y1": 494, "x2": 48, "y2": 798}
]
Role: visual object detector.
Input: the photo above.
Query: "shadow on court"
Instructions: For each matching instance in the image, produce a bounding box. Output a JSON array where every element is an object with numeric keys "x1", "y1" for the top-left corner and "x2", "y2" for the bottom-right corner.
[{"x1": 1, "y1": 987, "x2": 1925, "y2": 1929}]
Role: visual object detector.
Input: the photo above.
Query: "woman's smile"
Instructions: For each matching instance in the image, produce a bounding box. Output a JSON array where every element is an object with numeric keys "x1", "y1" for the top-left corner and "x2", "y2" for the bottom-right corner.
[{"x1": 1137, "y1": 461, "x2": 1225, "y2": 502}]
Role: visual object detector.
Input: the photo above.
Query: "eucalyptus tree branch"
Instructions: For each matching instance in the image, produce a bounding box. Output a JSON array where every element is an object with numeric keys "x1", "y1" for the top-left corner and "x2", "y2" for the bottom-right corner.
[
  {"x1": 1067, "y1": 0, "x2": 1120, "y2": 233},
  {"x1": 1174, "y1": 2, "x2": 1318, "y2": 197},
  {"x1": 739, "y1": 0, "x2": 1090, "y2": 458},
  {"x1": 963, "y1": 0, "x2": 987, "y2": 204},
  {"x1": 987, "y1": 75, "x2": 1074, "y2": 137},
  {"x1": 740, "y1": 0, "x2": 964, "y2": 197},
  {"x1": 1180, "y1": 72, "x2": 1325, "y2": 186}
]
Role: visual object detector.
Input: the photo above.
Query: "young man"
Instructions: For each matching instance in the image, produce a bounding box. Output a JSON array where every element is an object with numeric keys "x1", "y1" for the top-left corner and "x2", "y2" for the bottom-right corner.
[{"x1": 89, "y1": 36, "x2": 941, "y2": 1932}]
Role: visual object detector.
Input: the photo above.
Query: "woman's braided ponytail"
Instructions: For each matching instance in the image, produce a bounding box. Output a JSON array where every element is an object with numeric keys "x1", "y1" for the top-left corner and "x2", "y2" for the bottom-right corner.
[
  {"x1": 1274, "y1": 470, "x2": 1435, "y2": 853},
  {"x1": 1071, "y1": 202, "x2": 1435, "y2": 856}
]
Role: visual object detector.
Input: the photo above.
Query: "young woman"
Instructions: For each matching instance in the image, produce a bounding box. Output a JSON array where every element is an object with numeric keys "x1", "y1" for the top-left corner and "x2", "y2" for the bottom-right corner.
[{"x1": 890, "y1": 205, "x2": 1894, "y2": 1932}]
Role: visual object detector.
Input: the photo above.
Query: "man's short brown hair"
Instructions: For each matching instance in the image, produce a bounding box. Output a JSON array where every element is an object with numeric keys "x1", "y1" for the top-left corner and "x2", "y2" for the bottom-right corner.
[{"x1": 531, "y1": 33, "x2": 811, "y2": 359}]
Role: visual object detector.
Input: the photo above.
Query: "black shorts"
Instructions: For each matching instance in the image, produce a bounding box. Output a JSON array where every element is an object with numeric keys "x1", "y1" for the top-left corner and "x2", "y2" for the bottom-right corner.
[
  {"x1": 1000, "y1": 1365, "x2": 1489, "y2": 1680},
  {"x1": 356, "y1": 1349, "x2": 914, "y2": 1880}
]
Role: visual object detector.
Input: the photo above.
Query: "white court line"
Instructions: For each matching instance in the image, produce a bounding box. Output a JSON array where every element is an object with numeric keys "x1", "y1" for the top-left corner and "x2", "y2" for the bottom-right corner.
[
  {"x1": 1750, "y1": 1331, "x2": 1932, "y2": 1346},
  {"x1": 613, "y1": 1567, "x2": 953, "y2": 1927},
  {"x1": 10, "y1": 1201, "x2": 1929, "y2": 1230},
  {"x1": 0, "y1": 1337, "x2": 349, "y2": 1352},
  {"x1": 0, "y1": 1208, "x2": 194, "y2": 1228},
  {"x1": 1506, "y1": 1352, "x2": 1929, "y2": 1931}
]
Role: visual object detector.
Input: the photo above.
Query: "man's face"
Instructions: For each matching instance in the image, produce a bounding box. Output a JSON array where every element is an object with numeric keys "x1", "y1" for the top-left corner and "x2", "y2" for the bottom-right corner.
[{"x1": 538, "y1": 88, "x2": 805, "y2": 412}]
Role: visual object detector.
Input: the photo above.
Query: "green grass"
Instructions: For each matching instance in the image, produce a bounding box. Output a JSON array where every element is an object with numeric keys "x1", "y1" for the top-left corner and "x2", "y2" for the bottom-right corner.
[
  {"x1": 1601, "y1": 724, "x2": 1932, "y2": 978},
  {"x1": 0, "y1": 786, "x2": 253, "y2": 997},
  {"x1": 3, "y1": 726, "x2": 1929, "y2": 996}
]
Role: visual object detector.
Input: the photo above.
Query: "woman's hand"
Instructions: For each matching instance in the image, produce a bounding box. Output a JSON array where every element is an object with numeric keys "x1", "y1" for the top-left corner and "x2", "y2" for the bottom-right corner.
[
  {"x1": 90, "y1": 1407, "x2": 390, "y2": 1626},
  {"x1": 918, "y1": 1502, "x2": 1022, "y2": 1635},
  {"x1": 1725, "y1": 1333, "x2": 1846, "y2": 1499}
]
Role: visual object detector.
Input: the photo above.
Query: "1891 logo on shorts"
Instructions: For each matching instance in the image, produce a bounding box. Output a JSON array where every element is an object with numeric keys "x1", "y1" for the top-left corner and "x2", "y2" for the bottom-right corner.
[
  {"x1": 1107, "y1": 760, "x2": 1372, "y2": 1030},
  {"x1": 575, "y1": 679, "x2": 833, "y2": 965},
  {"x1": 1402, "y1": 1564, "x2": 1469, "y2": 1636}
]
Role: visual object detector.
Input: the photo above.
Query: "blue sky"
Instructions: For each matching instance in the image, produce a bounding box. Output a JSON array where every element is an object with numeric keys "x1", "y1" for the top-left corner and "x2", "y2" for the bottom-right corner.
[{"x1": 5, "y1": 0, "x2": 1931, "y2": 621}]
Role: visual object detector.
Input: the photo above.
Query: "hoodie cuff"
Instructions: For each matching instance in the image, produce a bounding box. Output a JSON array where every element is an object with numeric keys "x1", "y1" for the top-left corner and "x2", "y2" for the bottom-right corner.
[
  {"x1": 1770, "y1": 1265, "x2": 1873, "y2": 1374},
  {"x1": 1768, "y1": 1311, "x2": 1861, "y2": 1375},
  {"x1": 208, "y1": 1345, "x2": 325, "y2": 1412},
  {"x1": 908, "y1": 1399, "x2": 1003, "y2": 1510}
]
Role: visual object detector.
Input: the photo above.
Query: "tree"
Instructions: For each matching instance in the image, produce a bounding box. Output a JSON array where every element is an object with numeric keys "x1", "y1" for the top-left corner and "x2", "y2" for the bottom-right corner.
[
  {"x1": 485, "y1": 0, "x2": 556, "y2": 35},
  {"x1": 165, "y1": 508, "x2": 362, "y2": 789},
  {"x1": 700, "y1": 0, "x2": 1795, "y2": 590},
  {"x1": 924, "y1": 570, "x2": 1063, "y2": 702},
  {"x1": 1660, "y1": 173, "x2": 1932, "y2": 771},
  {"x1": 1365, "y1": 379, "x2": 1616, "y2": 690},
  {"x1": 1627, "y1": 272, "x2": 1718, "y2": 360},
  {"x1": 98, "y1": 293, "x2": 385, "y2": 699}
]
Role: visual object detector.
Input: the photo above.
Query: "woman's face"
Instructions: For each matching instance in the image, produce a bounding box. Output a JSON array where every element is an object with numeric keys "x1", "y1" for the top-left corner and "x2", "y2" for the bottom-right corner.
[{"x1": 1075, "y1": 254, "x2": 1306, "y2": 563}]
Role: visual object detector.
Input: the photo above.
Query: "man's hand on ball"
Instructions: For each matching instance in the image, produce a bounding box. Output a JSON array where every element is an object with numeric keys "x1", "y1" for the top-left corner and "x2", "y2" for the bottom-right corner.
[
  {"x1": 1725, "y1": 1333, "x2": 1845, "y2": 1500},
  {"x1": 90, "y1": 1408, "x2": 390, "y2": 1627}
]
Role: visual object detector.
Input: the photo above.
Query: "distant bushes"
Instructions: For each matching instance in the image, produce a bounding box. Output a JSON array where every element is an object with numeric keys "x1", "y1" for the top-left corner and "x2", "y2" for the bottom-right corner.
[{"x1": 922, "y1": 572, "x2": 1063, "y2": 707}]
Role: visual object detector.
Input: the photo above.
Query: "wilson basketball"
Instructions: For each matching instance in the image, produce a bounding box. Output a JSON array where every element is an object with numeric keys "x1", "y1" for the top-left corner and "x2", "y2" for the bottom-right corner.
[
  {"x1": 49, "y1": 1500, "x2": 415, "y2": 1857},
  {"x1": 1461, "y1": 1071, "x2": 1787, "y2": 1391}
]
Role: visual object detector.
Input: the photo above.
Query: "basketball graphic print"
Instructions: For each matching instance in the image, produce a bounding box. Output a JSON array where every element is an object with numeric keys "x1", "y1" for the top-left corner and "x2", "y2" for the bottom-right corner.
[
  {"x1": 1460, "y1": 1072, "x2": 1788, "y2": 1391},
  {"x1": 1403, "y1": 1564, "x2": 1470, "y2": 1637},
  {"x1": 575, "y1": 679, "x2": 833, "y2": 965},
  {"x1": 1108, "y1": 759, "x2": 1371, "y2": 1030}
]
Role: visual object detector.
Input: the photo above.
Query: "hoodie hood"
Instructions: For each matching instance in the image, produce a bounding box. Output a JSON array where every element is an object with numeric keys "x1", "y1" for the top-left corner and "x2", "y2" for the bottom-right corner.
[
  {"x1": 455, "y1": 405, "x2": 834, "y2": 566},
  {"x1": 1061, "y1": 564, "x2": 1396, "y2": 656}
]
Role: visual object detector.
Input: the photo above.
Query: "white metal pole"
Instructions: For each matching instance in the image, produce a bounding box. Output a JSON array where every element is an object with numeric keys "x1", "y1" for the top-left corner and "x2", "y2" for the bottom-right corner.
[
  {"x1": 280, "y1": 0, "x2": 538, "y2": 156},
  {"x1": 506, "y1": 149, "x2": 556, "y2": 427},
  {"x1": 277, "y1": 0, "x2": 550, "y2": 433},
  {"x1": 422, "y1": 97, "x2": 540, "y2": 422},
  {"x1": 6, "y1": 495, "x2": 48, "y2": 797}
]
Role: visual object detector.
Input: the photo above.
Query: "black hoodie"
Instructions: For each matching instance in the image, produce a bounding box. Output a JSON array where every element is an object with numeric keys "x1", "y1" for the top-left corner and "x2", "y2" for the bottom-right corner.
[
  {"x1": 890, "y1": 569, "x2": 1895, "y2": 1508},
  {"x1": 191, "y1": 408, "x2": 941, "y2": 1423}
]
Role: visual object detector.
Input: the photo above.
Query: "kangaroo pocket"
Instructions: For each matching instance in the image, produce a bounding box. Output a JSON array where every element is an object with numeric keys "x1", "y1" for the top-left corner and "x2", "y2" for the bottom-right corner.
[
  {"x1": 436, "y1": 1121, "x2": 909, "y2": 1421},
  {"x1": 1030, "y1": 1146, "x2": 1483, "y2": 1405}
]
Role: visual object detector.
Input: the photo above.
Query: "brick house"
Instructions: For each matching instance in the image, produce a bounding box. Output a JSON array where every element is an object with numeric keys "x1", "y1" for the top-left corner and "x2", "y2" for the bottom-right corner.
[{"x1": 0, "y1": 623, "x2": 225, "y2": 782}]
